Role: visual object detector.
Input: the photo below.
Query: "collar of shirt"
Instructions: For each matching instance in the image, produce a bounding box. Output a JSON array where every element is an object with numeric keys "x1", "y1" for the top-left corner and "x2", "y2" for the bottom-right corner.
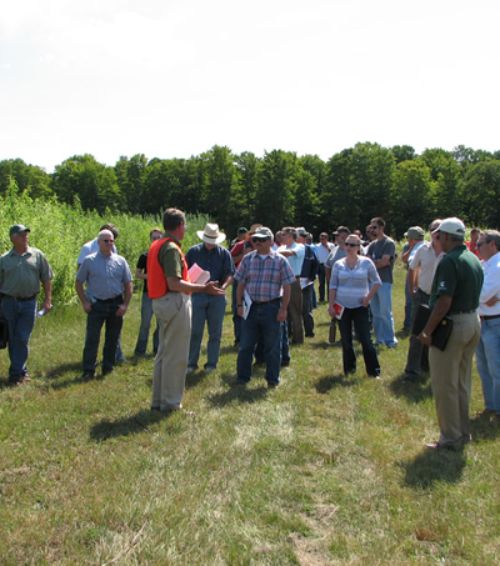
[{"x1": 9, "y1": 247, "x2": 32, "y2": 257}]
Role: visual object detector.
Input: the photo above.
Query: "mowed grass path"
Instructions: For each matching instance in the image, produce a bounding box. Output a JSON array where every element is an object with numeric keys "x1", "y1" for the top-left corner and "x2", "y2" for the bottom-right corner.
[{"x1": 0, "y1": 265, "x2": 498, "y2": 565}]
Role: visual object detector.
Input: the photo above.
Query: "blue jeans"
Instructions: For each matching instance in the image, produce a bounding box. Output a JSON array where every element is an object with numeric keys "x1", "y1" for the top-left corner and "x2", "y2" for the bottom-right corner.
[
  {"x1": 83, "y1": 298, "x2": 123, "y2": 373},
  {"x1": 188, "y1": 294, "x2": 226, "y2": 369},
  {"x1": 476, "y1": 317, "x2": 500, "y2": 413},
  {"x1": 338, "y1": 306, "x2": 380, "y2": 376},
  {"x1": 281, "y1": 321, "x2": 290, "y2": 364},
  {"x1": 1, "y1": 296, "x2": 36, "y2": 381},
  {"x1": 404, "y1": 289, "x2": 430, "y2": 377},
  {"x1": 302, "y1": 284, "x2": 315, "y2": 336},
  {"x1": 317, "y1": 264, "x2": 327, "y2": 302},
  {"x1": 237, "y1": 300, "x2": 281, "y2": 384},
  {"x1": 134, "y1": 293, "x2": 159, "y2": 355},
  {"x1": 404, "y1": 271, "x2": 412, "y2": 330},
  {"x1": 232, "y1": 283, "x2": 242, "y2": 343},
  {"x1": 370, "y1": 282, "x2": 398, "y2": 347}
]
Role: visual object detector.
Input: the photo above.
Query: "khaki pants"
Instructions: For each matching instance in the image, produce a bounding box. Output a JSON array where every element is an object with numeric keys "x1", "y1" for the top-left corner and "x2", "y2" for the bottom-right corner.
[
  {"x1": 288, "y1": 279, "x2": 304, "y2": 344},
  {"x1": 152, "y1": 293, "x2": 192, "y2": 410},
  {"x1": 429, "y1": 312, "x2": 480, "y2": 445}
]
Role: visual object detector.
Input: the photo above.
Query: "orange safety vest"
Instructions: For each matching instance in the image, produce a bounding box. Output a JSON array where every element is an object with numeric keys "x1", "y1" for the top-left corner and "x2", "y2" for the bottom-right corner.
[{"x1": 147, "y1": 237, "x2": 189, "y2": 299}]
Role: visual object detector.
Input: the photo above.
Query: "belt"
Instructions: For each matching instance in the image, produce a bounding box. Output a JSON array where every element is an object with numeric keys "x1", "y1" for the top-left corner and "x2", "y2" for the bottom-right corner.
[
  {"x1": 480, "y1": 314, "x2": 500, "y2": 321},
  {"x1": 417, "y1": 288, "x2": 430, "y2": 298},
  {"x1": 95, "y1": 295, "x2": 123, "y2": 303},
  {"x1": 450, "y1": 310, "x2": 476, "y2": 316},
  {"x1": 7, "y1": 294, "x2": 37, "y2": 301},
  {"x1": 253, "y1": 298, "x2": 281, "y2": 305}
]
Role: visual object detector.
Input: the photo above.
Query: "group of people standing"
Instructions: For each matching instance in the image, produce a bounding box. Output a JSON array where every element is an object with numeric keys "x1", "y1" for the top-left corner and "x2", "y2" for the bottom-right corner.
[{"x1": 0, "y1": 210, "x2": 498, "y2": 452}]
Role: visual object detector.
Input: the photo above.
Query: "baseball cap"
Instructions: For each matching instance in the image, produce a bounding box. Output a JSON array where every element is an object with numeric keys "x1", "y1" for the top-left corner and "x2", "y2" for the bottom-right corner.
[
  {"x1": 432, "y1": 217, "x2": 466, "y2": 237},
  {"x1": 9, "y1": 224, "x2": 30, "y2": 236},
  {"x1": 252, "y1": 226, "x2": 274, "y2": 240},
  {"x1": 404, "y1": 226, "x2": 425, "y2": 240}
]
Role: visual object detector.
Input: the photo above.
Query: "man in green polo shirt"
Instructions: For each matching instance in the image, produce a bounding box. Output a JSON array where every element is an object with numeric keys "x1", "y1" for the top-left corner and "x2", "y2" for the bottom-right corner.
[
  {"x1": 418, "y1": 217, "x2": 483, "y2": 450},
  {"x1": 0, "y1": 224, "x2": 52, "y2": 385}
]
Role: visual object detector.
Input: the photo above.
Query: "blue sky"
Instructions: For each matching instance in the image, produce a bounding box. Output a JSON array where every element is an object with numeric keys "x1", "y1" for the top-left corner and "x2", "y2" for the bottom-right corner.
[{"x1": 1, "y1": 0, "x2": 498, "y2": 171}]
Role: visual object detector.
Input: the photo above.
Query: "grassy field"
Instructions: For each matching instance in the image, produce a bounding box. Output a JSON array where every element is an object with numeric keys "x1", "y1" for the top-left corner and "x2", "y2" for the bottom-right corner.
[{"x1": 0, "y1": 263, "x2": 498, "y2": 565}]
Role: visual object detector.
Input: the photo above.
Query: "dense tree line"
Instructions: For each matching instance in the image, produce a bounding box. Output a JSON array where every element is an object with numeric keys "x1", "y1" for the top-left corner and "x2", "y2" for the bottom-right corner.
[{"x1": 1, "y1": 143, "x2": 499, "y2": 238}]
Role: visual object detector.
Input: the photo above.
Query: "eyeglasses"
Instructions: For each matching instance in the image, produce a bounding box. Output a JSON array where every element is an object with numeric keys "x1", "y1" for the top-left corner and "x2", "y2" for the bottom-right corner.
[
  {"x1": 345, "y1": 243, "x2": 360, "y2": 247},
  {"x1": 251, "y1": 237, "x2": 269, "y2": 243}
]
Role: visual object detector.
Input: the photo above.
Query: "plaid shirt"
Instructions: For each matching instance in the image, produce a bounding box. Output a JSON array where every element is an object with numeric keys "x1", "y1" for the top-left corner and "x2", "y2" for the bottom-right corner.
[{"x1": 234, "y1": 250, "x2": 295, "y2": 302}]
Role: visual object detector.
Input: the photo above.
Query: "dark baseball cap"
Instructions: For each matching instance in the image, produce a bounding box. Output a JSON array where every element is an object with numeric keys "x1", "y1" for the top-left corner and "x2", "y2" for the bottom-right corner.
[{"x1": 9, "y1": 224, "x2": 30, "y2": 236}]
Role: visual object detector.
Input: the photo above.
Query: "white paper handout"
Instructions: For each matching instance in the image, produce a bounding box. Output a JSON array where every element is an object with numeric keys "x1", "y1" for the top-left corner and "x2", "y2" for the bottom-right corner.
[
  {"x1": 243, "y1": 290, "x2": 252, "y2": 320},
  {"x1": 188, "y1": 262, "x2": 211, "y2": 285}
]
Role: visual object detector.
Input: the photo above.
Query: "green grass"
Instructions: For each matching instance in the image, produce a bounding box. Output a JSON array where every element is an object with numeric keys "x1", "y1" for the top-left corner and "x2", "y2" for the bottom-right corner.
[{"x1": 0, "y1": 263, "x2": 499, "y2": 565}]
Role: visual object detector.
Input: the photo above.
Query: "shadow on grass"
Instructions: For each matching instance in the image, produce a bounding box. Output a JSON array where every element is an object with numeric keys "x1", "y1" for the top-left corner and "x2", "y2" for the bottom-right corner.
[
  {"x1": 315, "y1": 374, "x2": 359, "y2": 394},
  {"x1": 309, "y1": 341, "x2": 341, "y2": 350},
  {"x1": 395, "y1": 328, "x2": 411, "y2": 340},
  {"x1": 470, "y1": 413, "x2": 500, "y2": 442},
  {"x1": 90, "y1": 409, "x2": 170, "y2": 441},
  {"x1": 185, "y1": 369, "x2": 207, "y2": 390},
  {"x1": 390, "y1": 373, "x2": 432, "y2": 404},
  {"x1": 400, "y1": 447, "x2": 466, "y2": 489},
  {"x1": 219, "y1": 344, "x2": 239, "y2": 355},
  {"x1": 45, "y1": 361, "x2": 82, "y2": 379},
  {"x1": 207, "y1": 372, "x2": 268, "y2": 407}
]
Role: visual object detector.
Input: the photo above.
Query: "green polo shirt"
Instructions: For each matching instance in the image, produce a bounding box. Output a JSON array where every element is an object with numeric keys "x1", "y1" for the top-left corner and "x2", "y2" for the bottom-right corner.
[
  {"x1": 0, "y1": 246, "x2": 52, "y2": 298},
  {"x1": 158, "y1": 233, "x2": 184, "y2": 280},
  {"x1": 430, "y1": 244, "x2": 483, "y2": 314}
]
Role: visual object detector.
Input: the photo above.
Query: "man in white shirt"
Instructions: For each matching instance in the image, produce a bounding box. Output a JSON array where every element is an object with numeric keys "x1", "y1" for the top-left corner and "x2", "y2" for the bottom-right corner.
[
  {"x1": 476, "y1": 230, "x2": 500, "y2": 418},
  {"x1": 278, "y1": 227, "x2": 305, "y2": 344},
  {"x1": 313, "y1": 232, "x2": 335, "y2": 302},
  {"x1": 403, "y1": 220, "x2": 443, "y2": 381}
]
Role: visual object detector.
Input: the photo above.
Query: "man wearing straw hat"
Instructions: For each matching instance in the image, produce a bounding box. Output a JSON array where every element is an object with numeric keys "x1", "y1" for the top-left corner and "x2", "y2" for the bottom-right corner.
[{"x1": 185, "y1": 223, "x2": 234, "y2": 373}]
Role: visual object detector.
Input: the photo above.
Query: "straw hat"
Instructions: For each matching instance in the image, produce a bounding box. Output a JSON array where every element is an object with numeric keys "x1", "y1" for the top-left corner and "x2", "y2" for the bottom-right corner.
[{"x1": 196, "y1": 223, "x2": 226, "y2": 245}]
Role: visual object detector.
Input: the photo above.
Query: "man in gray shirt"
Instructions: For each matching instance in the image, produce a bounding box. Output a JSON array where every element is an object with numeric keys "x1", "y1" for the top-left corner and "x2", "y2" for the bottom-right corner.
[
  {"x1": 366, "y1": 217, "x2": 398, "y2": 347},
  {"x1": 0, "y1": 224, "x2": 52, "y2": 385},
  {"x1": 76, "y1": 230, "x2": 133, "y2": 379}
]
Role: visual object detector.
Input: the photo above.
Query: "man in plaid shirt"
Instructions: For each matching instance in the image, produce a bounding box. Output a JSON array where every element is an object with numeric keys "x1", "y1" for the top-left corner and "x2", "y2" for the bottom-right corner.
[{"x1": 234, "y1": 226, "x2": 295, "y2": 387}]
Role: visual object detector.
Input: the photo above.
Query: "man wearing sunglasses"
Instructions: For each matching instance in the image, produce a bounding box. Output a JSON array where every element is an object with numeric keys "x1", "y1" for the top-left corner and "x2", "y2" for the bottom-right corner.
[
  {"x1": 76, "y1": 230, "x2": 133, "y2": 379},
  {"x1": 234, "y1": 227, "x2": 295, "y2": 387}
]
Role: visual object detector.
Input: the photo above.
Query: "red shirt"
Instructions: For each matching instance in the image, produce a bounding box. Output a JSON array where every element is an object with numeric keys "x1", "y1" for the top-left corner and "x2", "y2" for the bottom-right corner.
[{"x1": 230, "y1": 240, "x2": 245, "y2": 267}]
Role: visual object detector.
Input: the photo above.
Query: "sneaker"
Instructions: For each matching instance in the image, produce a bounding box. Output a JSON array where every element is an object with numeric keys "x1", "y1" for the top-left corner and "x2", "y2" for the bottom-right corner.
[
  {"x1": 186, "y1": 366, "x2": 197, "y2": 374},
  {"x1": 204, "y1": 366, "x2": 216, "y2": 374}
]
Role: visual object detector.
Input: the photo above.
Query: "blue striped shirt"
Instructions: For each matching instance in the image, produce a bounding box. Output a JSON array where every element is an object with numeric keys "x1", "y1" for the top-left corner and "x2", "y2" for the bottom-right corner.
[
  {"x1": 234, "y1": 251, "x2": 295, "y2": 302},
  {"x1": 330, "y1": 256, "x2": 381, "y2": 308}
]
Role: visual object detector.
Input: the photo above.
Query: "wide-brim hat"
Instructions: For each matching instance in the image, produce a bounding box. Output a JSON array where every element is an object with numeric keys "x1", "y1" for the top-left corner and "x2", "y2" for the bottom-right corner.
[{"x1": 197, "y1": 223, "x2": 226, "y2": 245}]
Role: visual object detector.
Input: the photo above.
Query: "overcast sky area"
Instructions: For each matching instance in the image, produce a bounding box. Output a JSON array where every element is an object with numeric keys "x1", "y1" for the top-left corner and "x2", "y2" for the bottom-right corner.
[{"x1": 1, "y1": 0, "x2": 499, "y2": 172}]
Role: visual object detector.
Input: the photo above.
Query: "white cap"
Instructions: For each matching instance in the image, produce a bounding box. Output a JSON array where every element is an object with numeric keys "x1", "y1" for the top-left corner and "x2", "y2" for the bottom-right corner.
[{"x1": 432, "y1": 217, "x2": 466, "y2": 238}]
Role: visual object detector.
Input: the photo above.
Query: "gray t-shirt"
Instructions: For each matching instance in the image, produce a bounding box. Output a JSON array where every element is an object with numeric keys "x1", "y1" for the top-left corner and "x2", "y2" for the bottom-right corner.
[{"x1": 367, "y1": 237, "x2": 396, "y2": 284}]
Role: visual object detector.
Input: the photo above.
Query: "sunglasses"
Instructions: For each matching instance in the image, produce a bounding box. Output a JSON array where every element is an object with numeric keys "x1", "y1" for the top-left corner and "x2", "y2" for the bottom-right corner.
[
  {"x1": 251, "y1": 237, "x2": 269, "y2": 243},
  {"x1": 345, "y1": 243, "x2": 360, "y2": 247}
]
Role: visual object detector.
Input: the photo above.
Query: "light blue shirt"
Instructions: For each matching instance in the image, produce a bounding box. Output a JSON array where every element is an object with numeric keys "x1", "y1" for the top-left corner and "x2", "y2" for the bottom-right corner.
[
  {"x1": 77, "y1": 238, "x2": 117, "y2": 266},
  {"x1": 279, "y1": 242, "x2": 305, "y2": 276},
  {"x1": 76, "y1": 251, "x2": 132, "y2": 300}
]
